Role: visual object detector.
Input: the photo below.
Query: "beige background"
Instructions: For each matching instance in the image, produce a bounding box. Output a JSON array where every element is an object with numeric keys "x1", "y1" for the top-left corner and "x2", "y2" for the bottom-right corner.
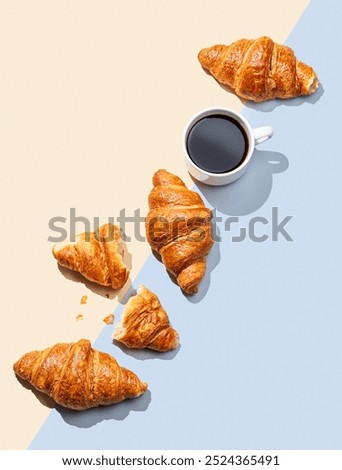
[{"x1": 0, "y1": 0, "x2": 308, "y2": 449}]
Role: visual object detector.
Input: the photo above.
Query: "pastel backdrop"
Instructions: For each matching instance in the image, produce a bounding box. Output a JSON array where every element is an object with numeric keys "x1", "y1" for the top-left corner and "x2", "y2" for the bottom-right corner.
[{"x1": 3, "y1": 0, "x2": 340, "y2": 451}]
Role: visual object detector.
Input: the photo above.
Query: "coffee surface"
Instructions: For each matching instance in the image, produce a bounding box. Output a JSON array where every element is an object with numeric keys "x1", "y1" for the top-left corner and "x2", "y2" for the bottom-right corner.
[{"x1": 186, "y1": 115, "x2": 248, "y2": 173}]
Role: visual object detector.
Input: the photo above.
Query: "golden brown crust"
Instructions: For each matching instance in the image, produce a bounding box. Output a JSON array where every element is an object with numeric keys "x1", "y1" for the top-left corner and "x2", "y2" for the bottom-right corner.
[
  {"x1": 198, "y1": 36, "x2": 319, "y2": 102},
  {"x1": 146, "y1": 170, "x2": 214, "y2": 294},
  {"x1": 113, "y1": 286, "x2": 179, "y2": 351},
  {"x1": 52, "y1": 223, "x2": 129, "y2": 290},
  {"x1": 13, "y1": 339, "x2": 147, "y2": 410}
]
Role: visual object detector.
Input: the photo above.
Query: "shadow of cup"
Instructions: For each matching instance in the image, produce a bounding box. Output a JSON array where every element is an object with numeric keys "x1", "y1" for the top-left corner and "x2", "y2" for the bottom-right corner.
[{"x1": 195, "y1": 149, "x2": 289, "y2": 216}]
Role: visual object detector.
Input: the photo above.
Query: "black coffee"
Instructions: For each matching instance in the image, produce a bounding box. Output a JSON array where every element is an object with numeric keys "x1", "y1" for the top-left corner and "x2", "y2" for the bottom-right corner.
[{"x1": 186, "y1": 114, "x2": 248, "y2": 173}]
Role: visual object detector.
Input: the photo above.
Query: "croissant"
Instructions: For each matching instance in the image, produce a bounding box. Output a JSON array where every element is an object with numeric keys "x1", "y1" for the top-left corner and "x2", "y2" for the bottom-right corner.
[
  {"x1": 13, "y1": 339, "x2": 147, "y2": 410},
  {"x1": 52, "y1": 223, "x2": 129, "y2": 290},
  {"x1": 198, "y1": 36, "x2": 319, "y2": 102},
  {"x1": 113, "y1": 285, "x2": 179, "y2": 351},
  {"x1": 146, "y1": 169, "x2": 214, "y2": 294}
]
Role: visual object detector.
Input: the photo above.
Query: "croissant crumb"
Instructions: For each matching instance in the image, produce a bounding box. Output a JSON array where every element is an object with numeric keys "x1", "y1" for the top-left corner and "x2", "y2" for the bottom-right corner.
[{"x1": 103, "y1": 313, "x2": 115, "y2": 325}]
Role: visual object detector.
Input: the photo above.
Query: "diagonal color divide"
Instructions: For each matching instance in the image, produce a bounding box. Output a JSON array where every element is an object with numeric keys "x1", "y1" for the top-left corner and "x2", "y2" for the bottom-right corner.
[{"x1": 29, "y1": 0, "x2": 342, "y2": 450}]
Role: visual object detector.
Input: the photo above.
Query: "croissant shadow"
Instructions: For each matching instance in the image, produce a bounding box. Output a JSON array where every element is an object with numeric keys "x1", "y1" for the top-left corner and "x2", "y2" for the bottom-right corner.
[
  {"x1": 57, "y1": 264, "x2": 132, "y2": 300},
  {"x1": 202, "y1": 65, "x2": 324, "y2": 111},
  {"x1": 195, "y1": 149, "x2": 289, "y2": 217},
  {"x1": 199, "y1": 66, "x2": 241, "y2": 104},
  {"x1": 15, "y1": 375, "x2": 55, "y2": 409},
  {"x1": 117, "y1": 284, "x2": 137, "y2": 305},
  {"x1": 244, "y1": 82, "x2": 324, "y2": 112},
  {"x1": 184, "y1": 233, "x2": 221, "y2": 304},
  {"x1": 56, "y1": 390, "x2": 152, "y2": 428},
  {"x1": 113, "y1": 340, "x2": 181, "y2": 361},
  {"x1": 15, "y1": 373, "x2": 151, "y2": 427},
  {"x1": 151, "y1": 251, "x2": 183, "y2": 291},
  {"x1": 151, "y1": 243, "x2": 220, "y2": 303}
]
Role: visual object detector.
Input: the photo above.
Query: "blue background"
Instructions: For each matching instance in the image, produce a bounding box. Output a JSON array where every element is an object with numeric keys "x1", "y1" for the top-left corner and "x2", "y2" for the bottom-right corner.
[{"x1": 30, "y1": 0, "x2": 342, "y2": 449}]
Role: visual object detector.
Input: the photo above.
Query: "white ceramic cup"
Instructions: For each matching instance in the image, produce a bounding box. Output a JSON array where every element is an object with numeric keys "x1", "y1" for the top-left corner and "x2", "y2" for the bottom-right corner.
[{"x1": 183, "y1": 107, "x2": 273, "y2": 186}]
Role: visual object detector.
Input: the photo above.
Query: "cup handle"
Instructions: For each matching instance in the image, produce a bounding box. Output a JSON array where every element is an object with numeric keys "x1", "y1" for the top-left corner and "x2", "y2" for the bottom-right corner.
[{"x1": 253, "y1": 126, "x2": 273, "y2": 145}]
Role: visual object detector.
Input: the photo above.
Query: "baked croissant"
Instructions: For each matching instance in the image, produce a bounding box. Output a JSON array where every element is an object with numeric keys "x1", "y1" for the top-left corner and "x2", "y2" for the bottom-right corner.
[
  {"x1": 198, "y1": 36, "x2": 319, "y2": 102},
  {"x1": 52, "y1": 223, "x2": 129, "y2": 290},
  {"x1": 13, "y1": 339, "x2": 147, "y2": 410},
  {"x1": 146, "y1": 169, "x2": 214, "y2": 294},
  {"x1": 113, "y1": 285, "x2": 179, "y2": 351}
]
